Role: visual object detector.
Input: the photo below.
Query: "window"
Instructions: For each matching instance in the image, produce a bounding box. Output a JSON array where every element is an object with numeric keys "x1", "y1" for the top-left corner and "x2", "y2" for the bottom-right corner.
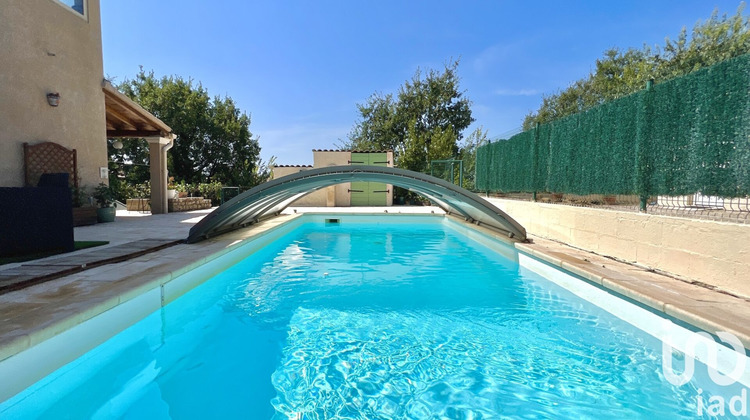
[{"x1": 54, "y1": 0, "x2": 86, "y2": 18}]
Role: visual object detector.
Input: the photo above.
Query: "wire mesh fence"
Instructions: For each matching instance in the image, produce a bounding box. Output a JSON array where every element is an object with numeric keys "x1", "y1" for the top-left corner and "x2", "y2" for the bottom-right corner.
[
  {"x1": 486, "y1": 192, "x2": 750, "y2": 224},
  {"x1": 430, "y1": 159, "x2": 464, "y2": 187}
]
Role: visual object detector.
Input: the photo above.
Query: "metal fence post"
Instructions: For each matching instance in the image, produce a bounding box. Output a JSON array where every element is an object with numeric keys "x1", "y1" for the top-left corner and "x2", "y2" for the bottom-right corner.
[
  {"x1": 532, "y1": 122, "x2": 540, "y2": 201},
  {"x1": 636, "y1": 79, "x2": 654, "y2": 213},
  {"x1": 459, "y1": 160, "x2": 464, "y2": 189}
]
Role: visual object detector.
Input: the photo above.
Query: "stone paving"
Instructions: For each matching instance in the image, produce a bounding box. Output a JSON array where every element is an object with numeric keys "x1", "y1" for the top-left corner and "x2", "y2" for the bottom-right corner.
[
  {"x1": 0, "y1": 239, "x2": 180, "y2": 294},
  {"x1": 0, "y1": 207, "x2": 213, "y2": 278},
  {"x1": 74, "y1": 208, "x2": 213, "y2": 245}
]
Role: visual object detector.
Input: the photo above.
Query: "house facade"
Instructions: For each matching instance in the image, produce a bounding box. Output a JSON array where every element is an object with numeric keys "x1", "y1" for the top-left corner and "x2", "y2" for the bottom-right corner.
[
  {"x1": 0, "y1": 0, "x2": 174, "y2": 213},
  {"x1": 1, "y1": 0, "x2": 107, "y2": 188}
]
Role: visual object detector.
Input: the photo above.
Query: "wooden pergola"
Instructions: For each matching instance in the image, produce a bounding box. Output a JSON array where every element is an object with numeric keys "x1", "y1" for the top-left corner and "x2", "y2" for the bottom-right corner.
[{"x1": 103, "y1": 80, "x2": 175, "y2": 214}]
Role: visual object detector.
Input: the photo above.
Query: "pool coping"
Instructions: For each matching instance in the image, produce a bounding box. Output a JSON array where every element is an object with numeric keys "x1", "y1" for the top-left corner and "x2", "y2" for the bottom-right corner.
[
  {"x1": 517, "y1": 239, "x2": 750, "y2": 348},
  {"x1": 455, "y1": 216, "x2": 750, "y2": 349},
  {"x1": 1, "y1": 211, "x2": 749, "y2": 402}
]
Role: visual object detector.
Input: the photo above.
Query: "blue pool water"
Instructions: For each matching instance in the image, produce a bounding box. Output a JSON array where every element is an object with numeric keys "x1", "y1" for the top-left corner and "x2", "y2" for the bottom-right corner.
[{"x1": 0, "y1": 218, "x2": 744, "y2": 418}]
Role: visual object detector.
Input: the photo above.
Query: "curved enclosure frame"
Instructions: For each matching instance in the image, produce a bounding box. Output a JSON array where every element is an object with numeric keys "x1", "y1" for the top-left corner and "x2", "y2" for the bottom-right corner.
[{"x1": 187, "y1": 166, "x2": 527, "y2": 243}]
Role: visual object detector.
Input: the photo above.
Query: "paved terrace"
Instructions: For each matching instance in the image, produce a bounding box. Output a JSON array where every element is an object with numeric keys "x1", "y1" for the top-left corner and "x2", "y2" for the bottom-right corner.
[
  {"x1": 1, "y1": 206, "x2": 749, "y2": 372},
  {"x1": 0, "y1": 209, "x2": 214, "y2": 293}
]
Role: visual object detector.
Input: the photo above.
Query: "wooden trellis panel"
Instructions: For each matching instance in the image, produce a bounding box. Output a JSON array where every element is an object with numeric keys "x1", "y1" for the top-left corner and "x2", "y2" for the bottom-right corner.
[{"x1": 23, "y1": 142, "x2": 78, "y2": 190}]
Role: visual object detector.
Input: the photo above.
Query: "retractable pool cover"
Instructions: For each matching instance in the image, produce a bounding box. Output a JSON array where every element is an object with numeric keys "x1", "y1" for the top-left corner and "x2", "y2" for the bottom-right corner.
[{"x1": 186, "y1": 166, "x2": 527, "y2": 243}]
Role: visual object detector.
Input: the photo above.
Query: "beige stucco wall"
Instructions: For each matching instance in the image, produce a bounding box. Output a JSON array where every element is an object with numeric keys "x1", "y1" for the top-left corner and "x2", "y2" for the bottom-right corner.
[
  {"x1": 485, "y1": 197, "x2": 750, "y2": 298},
  {"x1": 270, "y1": 165, "x2": 326, "y2": 207},
  {"x1": 313, "y1": 151, "x2": 351, "y2": 207},
  {"x1": 270, "y1": 152, "x2": 353, "y2": 207},
  {"x1": 0, "y1": 0, "x2": 107, "y2": 189},
  {"x1": 271, "y1": 166, "x2": 309, "y2": 179}
]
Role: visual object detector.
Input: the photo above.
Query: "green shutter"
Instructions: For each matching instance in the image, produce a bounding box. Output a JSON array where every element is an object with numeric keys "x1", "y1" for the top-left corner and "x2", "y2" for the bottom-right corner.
[
  {"x1": 349, "y1": 153, "x2": 389, "y2": 206},
  {"x1": 368, "y1": 153, "x2": 388, "y2": 205},
  {"x1": 350, "y1": 153, "x2": 368, "y2": 206}
]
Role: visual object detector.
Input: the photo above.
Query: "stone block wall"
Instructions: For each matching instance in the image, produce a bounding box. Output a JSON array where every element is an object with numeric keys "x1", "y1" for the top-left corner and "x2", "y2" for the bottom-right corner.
[
  {"x1": 485, "y1": 197, "x2": 750, "y2": 298},
  {"x1": 168, "y1": 197, "x2": 212, "y2": 212}
]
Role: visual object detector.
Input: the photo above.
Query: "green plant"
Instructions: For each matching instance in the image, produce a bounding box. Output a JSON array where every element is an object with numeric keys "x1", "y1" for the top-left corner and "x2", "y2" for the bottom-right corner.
[
  {"x1": 71, "y1": 185, "x2": 89, "y2": 207},
  {"x1": 108, "y1": 180, "x2": 151, "y2": 202},
  {"x1": 118, "y1": 69, "x2": 262, "y2": 186},
  {"x1": 136, "y1": 181, "x2": 150, "y2": 198},
  {"x1": 92, "y1": 183, "x2": 116, "y2": 208},
  {"x1": 70, "y1": 175, "x2": 90, "y2": 207},
  {"x1": 197, "y1": 181, "x2": 223, "y2": 204},
  {"x1": 173, "y1": 181, "x2": 188, "y2": 193}
]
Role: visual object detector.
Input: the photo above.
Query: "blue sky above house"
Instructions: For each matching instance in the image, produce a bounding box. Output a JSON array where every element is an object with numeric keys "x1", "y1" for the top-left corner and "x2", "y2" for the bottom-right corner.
[{"x1": 101, "y1": 0, "x2": 745, "y2": 166}]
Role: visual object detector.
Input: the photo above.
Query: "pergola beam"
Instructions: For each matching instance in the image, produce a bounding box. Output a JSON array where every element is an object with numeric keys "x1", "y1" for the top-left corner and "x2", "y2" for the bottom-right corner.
[
  {"x1": 105, "y1": 106, "x2": 139, "y2": 131},
  {"x1": 102, "y1": 81, "x2": 172, "y2": 134}
]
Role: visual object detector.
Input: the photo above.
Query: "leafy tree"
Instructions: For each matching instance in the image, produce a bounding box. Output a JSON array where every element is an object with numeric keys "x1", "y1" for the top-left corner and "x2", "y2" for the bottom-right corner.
[
  {"x1": 112, "y1": 68, "x2": 271, "y2": 187},
  {"x1": 658, "y1": 5, "x2": 750, "y2": 78},
  {"x1": 107, "y1": 137, "x2": 150, "y2": 186},
  {"x1": 459, "y1": 126, "x2": 489, "y2": 191},
  {"x1": 204, "y1": 95, "x2": 264, "y2": 186},
  {"x1": 523, "y1": 4, "x2": 750, "y2": 130},
  {"x1": 346, "y1": 93, "x2": 400, "y2": 152},
  {"x1": 346, "y1": 60, "x2": 474, "y2": 173}
]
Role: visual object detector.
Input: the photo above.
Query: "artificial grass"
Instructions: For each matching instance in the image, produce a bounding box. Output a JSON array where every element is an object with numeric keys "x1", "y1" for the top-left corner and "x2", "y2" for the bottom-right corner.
[{"x1": 0, "y1": 241, "x2": 109, "y2": 265}]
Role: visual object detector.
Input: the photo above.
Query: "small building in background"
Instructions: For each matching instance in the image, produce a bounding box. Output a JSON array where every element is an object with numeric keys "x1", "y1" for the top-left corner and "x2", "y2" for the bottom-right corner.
[{"x1": 272, "y1": 150, "x2": 394, "y2": 207}]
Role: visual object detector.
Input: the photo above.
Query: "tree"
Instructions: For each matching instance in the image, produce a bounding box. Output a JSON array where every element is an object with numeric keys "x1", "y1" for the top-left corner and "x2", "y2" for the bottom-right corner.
[
  {"x1": 345, "y1": 93, "x2": 399, "y2": 152},
  {"x1": 107, "y1": 137, "x2": 150, "y2": 186},
  {"x1": 523, "y1": 4, "x2": 750, "y2": 130},
  {"x1": 458, "y1": 126, "x2": 489, "y2": 191},
  {"x1": 345, "y1": 60, "x2": 474, "y2": 173},
  {"x1": 113, "y1": 68, "x2": 270, "y2": 187}
]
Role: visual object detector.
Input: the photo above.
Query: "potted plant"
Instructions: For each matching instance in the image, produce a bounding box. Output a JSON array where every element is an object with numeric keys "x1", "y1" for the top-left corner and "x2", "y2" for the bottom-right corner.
[
  {"x1": 167, "y1": 177, "x2": 177, "y2": 199},
  {"x1": 93, "y1": 183, "x2": 117, "y2": 223}
]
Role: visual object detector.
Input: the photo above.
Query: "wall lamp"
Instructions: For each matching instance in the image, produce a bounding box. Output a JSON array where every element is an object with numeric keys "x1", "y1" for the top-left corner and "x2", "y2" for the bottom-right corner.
[{"x1": 46, "y1": 92, "x2": 61, "y2": 107}]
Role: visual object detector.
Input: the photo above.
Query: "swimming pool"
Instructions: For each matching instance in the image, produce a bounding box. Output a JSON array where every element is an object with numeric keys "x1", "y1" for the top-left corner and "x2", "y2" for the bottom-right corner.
[{"x1": 1, "y1": 215, "x2": 747, "y2": 418}]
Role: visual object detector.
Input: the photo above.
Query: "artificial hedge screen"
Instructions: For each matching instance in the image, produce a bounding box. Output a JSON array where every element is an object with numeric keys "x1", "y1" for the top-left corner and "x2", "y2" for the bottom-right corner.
[{"x1": 476, "y1": 53, "x2": 750, "y2": 198}]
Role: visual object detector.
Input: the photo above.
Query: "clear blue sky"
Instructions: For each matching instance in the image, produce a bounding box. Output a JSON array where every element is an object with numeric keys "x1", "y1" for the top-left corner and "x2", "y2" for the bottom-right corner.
[{"x1": 101, "y1": 1, "x2": 745, "y2": 165}]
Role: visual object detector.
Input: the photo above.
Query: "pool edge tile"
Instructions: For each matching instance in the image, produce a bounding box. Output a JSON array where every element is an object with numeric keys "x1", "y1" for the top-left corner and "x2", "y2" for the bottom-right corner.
[{"x1": 508, "y1": 234, "x2": 750, "y2": 350}]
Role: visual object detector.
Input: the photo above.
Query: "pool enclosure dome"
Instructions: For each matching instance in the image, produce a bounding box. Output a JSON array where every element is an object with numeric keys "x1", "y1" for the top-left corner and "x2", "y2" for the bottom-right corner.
[{"x1": 187, "y1": 166, "x2": 527, "y2": 243}]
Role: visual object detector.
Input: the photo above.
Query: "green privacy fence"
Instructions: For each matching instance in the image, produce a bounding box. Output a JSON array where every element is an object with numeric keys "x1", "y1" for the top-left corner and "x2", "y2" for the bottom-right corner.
[{"x1": 477, "y1": 53, "x2": 750, "y2": 201}]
